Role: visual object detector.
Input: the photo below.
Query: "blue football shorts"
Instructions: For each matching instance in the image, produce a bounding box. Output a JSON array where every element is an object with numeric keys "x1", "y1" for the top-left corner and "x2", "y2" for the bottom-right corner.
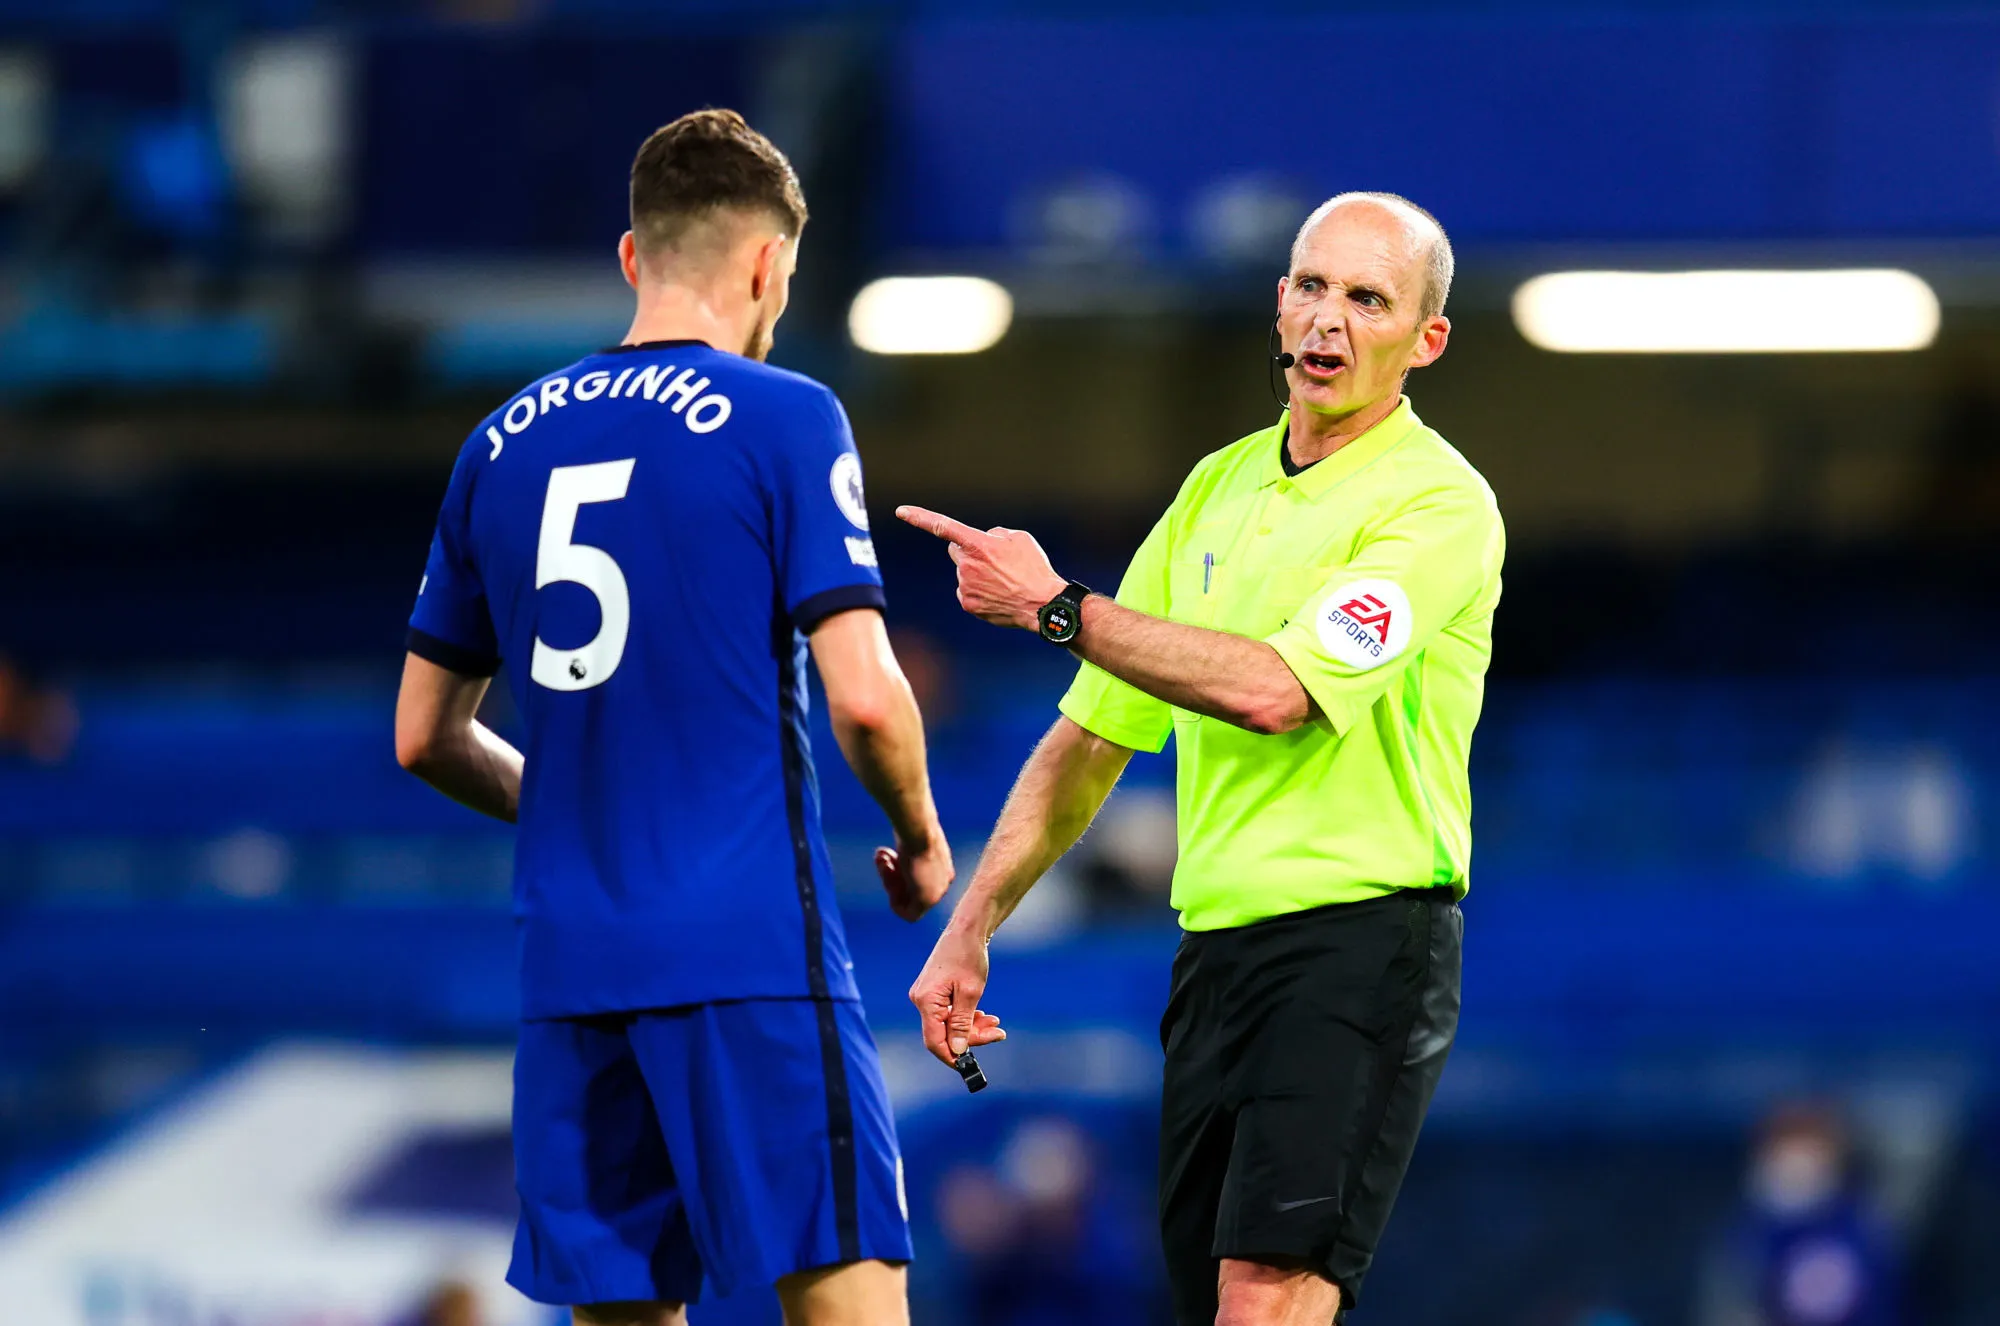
[{"x1": 506, "y1": 998, "x2": 912, "y2": 1306}]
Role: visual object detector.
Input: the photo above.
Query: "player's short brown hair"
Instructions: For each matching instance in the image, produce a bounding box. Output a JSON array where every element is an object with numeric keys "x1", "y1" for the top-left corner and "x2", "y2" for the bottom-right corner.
[{"x1": 628, "y1": 109, "x2": 807, "y2": 259}]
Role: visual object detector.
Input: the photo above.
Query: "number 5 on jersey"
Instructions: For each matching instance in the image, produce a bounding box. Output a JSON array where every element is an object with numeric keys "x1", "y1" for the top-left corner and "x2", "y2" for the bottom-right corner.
[{"x1": 532, "y1": 459, "x2": 635, "y2": 692}]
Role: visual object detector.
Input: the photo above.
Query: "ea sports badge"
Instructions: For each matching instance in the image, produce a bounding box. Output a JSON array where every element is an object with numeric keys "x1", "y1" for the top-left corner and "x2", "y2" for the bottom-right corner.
[{"x1": 1314, "y1": 578, "x2": 1412, "y2": 670}]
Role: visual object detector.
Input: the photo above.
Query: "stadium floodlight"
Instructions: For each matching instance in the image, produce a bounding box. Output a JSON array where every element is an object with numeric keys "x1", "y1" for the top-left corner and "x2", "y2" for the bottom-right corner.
[
  {"x1": 848, "y1": 276, "x2": 1013, "y2": 355},
  {"x1": 1511, "y1": 269, "x2": 1941, "y2": 353}
]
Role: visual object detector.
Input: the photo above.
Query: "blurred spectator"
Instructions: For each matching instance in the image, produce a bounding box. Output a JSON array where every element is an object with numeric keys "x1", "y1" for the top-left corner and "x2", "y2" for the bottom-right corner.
[
  {"x1": 935, "y1": 1117, "x2": 1162, "y2": 1326},
  {"x1": 0, "y1": 654, "x2": 77, "y2": 764},
  {"x1": 405, "y1": 1278, "x2": 485, "y2": 1326},
  {"x1": 1077, "y1": 786, "x2": 1177, "y2": 917},
  {"x1": 1786, "y1": 741, "x2": 1973, "y2": 886},
  {"x1": 1698, "y1": 1103, "x2": 1903, "y2": 1326}
]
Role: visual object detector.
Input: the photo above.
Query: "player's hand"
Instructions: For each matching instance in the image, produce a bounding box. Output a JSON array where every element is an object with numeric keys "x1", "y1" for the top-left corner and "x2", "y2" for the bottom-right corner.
[
  {"x1": 896, "y1": 506, "x2": 1067, "y2": 632},
  {"x1": 875, "y1": 831, "x2": 953, "y2": 923},
  {"x1": 909, "y1": 922, "x2": 1006, "y2": 1066}
]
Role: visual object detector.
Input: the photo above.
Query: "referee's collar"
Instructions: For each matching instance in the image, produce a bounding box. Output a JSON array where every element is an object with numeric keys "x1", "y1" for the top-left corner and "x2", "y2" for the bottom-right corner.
[{"x1": 1261, "y1": 396, "x2": 1419, "y2": 498}]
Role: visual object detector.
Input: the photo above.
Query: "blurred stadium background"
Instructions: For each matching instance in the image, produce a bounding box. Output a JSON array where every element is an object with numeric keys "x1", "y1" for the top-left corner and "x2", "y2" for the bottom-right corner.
[{"x1": 1, "y1": 2, "x2": 1998, "y2": 1324}]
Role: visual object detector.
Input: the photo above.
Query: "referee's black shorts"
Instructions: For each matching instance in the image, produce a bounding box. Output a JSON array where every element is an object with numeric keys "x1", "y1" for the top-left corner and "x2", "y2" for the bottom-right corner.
[{"x1": 1158, "y1": 886, "x2": 1462, "y2": 1322}]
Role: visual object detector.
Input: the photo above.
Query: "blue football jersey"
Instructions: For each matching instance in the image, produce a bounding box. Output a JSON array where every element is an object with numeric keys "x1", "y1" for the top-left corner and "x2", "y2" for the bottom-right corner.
[{"x1": 408, "y1": 341, "x2": 885, "y2": 1018}]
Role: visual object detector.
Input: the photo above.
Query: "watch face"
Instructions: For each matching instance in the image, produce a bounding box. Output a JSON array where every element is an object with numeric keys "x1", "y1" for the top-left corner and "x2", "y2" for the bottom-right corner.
[{"x1": 1040, "y1": 599, "x2": 1079, "y2": 643}]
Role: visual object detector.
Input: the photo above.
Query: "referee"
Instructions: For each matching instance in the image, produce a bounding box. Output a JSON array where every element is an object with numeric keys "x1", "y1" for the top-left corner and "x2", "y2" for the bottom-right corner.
[{"x1": 900, "y1": 193, "x2": 1503, "y2": 1326}]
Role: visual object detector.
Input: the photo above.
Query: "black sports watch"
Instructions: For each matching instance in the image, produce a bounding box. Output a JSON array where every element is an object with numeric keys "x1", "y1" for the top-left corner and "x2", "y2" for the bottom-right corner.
[{"x1": 1037, "y1": 581, "x2": 1094, "y2": 645}]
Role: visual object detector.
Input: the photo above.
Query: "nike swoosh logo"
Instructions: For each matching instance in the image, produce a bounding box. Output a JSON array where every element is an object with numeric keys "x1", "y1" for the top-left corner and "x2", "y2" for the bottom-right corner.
[{"x1": 1274, "y1": 1196, "x2": 1339, "y2": 1213}]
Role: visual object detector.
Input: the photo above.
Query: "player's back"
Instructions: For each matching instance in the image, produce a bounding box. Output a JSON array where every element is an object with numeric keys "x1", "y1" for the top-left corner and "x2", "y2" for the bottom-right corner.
[{"x1": 409, "y1": 340, "x2": 884, "y2": 1018}]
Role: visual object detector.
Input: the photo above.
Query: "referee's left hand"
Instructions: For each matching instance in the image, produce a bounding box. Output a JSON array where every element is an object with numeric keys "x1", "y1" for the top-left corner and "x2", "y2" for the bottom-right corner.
[{"x1": 896, "y1": 506, "x2": 1067, "y2": 633}]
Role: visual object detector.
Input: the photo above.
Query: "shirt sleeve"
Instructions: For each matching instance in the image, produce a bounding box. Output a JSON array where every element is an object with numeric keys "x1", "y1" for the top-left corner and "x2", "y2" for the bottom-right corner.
[
  {"x1": 1056, "y1": 508, "x2": 1176, "y2": 754},
  {"x1": 773, "y1": 388, "x2": 887, "y2": 631},
  {"x1": 407, "y1": 439, "x2": 500, "y2": 677},
  {"x1": 1265, "y1": 481, "x2": 1500, "y2": 736}
]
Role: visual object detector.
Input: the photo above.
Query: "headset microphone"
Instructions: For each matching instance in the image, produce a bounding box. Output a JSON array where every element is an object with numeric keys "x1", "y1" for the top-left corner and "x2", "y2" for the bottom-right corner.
[{"x1": 1265, "y1": 320, "x2": 1294, "y2": 410}]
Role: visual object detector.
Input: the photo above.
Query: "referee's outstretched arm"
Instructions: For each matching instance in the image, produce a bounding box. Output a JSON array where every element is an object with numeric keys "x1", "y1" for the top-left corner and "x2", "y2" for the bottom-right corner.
[{"x1": 896, "y1": 507, "x2": 1317, "y2": 735}]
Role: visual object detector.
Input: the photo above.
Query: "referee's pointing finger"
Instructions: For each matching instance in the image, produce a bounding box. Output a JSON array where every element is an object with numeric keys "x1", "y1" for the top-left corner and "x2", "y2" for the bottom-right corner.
[{"x1": 895, "y1": 505, "x2": 986, "y2": 547}]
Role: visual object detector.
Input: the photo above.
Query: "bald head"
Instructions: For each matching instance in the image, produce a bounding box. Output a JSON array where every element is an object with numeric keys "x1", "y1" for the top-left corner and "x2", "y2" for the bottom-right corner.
[{"x1": 1291, "y1": 192, "x2": 1453, "y2": 321}]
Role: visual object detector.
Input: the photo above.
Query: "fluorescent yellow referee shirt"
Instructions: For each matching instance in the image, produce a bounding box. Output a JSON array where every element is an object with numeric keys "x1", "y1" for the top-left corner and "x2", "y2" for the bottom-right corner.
[{"x1": 1059, "y1": 398, "x2": 1504, "y2": 931}]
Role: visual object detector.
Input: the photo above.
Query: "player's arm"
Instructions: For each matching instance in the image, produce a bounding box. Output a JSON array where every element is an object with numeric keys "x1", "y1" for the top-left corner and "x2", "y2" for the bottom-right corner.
[
  {"x1": 808, "y1": 606, "x2": 952, "y2": 923},
  {"x1": 403, "y1": 432, "x2": 517, "y2": 818},
  {"x1": 908, "y1": 714, "x2": 1131, "y2": 1065},
  {"x1": 394, "y1": 654, "x2": 523, "y2": 823},
  {"x1": 896, "y1": 506, "x2": 1314, "y2": 735},
  {"x1": 776, "y1": 387, "x2": 955, "y2": 923}
]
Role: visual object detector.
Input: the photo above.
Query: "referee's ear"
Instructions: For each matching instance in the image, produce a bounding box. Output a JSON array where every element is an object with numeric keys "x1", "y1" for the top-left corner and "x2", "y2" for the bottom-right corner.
[{"x1": 1409, "y1": 315, "x2": 1451, "y2": 369}]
